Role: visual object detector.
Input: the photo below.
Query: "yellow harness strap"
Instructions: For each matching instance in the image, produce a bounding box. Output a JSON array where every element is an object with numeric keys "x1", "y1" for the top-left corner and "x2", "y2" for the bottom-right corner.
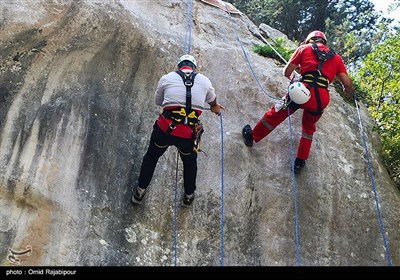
[{"x1": 302, "y1": 73, "x2": 329, "y2": 88}]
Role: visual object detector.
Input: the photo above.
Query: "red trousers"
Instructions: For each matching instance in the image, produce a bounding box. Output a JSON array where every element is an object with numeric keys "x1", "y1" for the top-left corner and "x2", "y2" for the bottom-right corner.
[{"x1": 252, "y1": 87, "x2": 330, "y2": 160}]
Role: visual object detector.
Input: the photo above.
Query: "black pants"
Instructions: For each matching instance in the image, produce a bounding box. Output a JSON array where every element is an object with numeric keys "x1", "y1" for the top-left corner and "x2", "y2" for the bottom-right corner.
[{"x1": 137, "y1": 123, "x2": 197, "y2": 195}]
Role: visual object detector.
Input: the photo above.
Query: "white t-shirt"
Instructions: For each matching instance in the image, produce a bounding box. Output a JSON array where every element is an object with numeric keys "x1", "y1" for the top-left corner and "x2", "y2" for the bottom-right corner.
[{"x1": 154, "y1": 70, "x2": 216, "y2": 111}]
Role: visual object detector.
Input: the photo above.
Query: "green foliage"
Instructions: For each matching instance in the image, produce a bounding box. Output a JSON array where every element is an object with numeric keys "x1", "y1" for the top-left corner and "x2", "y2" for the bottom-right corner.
[
  {"x1": 355, "y1": 31, "x2": 400, "y2": 190},
  {"x1": 253, "y1": 37, "x2": 295, "y2": 62},
  {"x1": 229, "y1": 0, "x2": 383, "y2": 65}
]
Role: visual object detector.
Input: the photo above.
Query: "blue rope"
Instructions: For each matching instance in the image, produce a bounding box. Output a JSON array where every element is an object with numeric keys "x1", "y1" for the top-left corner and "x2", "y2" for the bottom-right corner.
[
  {"x1": 172, "y1": 0, "x2": 195, "y2": 266},
  {"x1": 219, "y1": 113, "x2": 225, "y2": 266},
  {"x1": 353, "y1": 93, "x2": 392, "y2": 266},
  {"x1": 224, "y1": 3, "x2": 279, "y2": 101},
  {"x1": 173, "y1": 152, "x2": 179, "y2": 266},
  {"x1": 287, "y1": 109, "x2": 302, "y2": 266},
  {"x1": 223, "y1": 1, "x2": 301, "y2": 265},
  {"x1": 183, "y1": 0, "x2": 228, "y2": 266},
  {"x1": 184, "y1": 0, "x2": 194, "y2": 54}
]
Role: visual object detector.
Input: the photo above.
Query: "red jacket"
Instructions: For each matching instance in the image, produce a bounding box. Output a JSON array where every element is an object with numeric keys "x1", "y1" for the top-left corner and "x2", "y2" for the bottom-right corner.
[{"x1": 289, "y1": 43, "x2": 348, "y2": 82}]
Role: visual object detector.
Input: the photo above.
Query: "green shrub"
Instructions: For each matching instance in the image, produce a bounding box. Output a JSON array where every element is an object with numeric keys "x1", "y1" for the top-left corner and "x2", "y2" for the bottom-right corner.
[{"x1": 253, "y1": 37, "x2": 295, "y2": 62}]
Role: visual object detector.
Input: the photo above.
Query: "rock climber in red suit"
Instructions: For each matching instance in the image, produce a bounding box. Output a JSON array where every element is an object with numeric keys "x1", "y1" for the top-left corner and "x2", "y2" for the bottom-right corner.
[{"x1": 242, "y1": 31, "x2": 354, "y2": 174}]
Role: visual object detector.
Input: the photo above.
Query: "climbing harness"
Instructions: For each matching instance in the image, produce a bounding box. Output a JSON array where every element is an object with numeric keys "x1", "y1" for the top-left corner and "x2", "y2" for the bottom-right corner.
[
  {"x1": 311, "y1": 43, "x2": 336, "y2": 76},
  {"x1": 278, "y1": 43, "x2": 335, "y2": 113},
  {"x1": 176, "y1": 70, "x2": 205, "y2": 154},
  {"x1": 162, "y1": 107, "x2": 199, "y2": 132},
  {"x1": 299, "y1": 43, "x2": 335, "y2": 115},
  {"x1": 163, "y1": 69, "x2": 206, "y2": 154},
  {"x1": 162, "y1": 70, "x2": 198, "y2": 131}
]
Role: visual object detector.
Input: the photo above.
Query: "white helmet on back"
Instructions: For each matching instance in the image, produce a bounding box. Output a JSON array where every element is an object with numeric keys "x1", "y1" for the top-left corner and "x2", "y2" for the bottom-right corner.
[
  {"x1": 178, "y1": 54, "x2": 197, "y2": 68},
  {"x1": 288, "y1": 82, "x2": 311, "y2": 104}
]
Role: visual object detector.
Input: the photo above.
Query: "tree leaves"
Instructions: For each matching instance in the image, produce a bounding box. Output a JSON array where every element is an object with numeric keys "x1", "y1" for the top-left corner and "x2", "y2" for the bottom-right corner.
[{"x1": 357, "y1": 30, "x2": 400, "y2": 188}]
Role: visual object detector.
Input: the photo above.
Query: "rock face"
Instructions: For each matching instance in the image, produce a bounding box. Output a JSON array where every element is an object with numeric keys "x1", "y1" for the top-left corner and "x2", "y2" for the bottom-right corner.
[{"x1": 0, "y1": 0, "x2": 399, "y2": 266}]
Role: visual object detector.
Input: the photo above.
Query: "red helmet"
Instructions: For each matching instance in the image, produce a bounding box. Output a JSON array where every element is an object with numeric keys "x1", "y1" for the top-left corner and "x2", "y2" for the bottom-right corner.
[{"x1": 305, "y1": 30, "x2": 327, "y2": 44}]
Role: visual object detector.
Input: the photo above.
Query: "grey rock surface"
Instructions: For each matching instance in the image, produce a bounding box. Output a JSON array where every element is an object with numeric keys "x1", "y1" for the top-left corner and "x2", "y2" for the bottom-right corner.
[{"x1": 0, "y1": 0, "x2": 399, "y2": 266}]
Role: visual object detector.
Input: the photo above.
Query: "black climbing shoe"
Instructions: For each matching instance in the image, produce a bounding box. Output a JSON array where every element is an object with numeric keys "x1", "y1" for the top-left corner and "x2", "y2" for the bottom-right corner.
[
  {"x1": 132, "y1": 187, "x2": 146, "y2": 204},
  {"x1": 242, "y1": 124, "x2": 253, "y2": 147},
  {"x1": 294, "y1": 158, "x2": 306, "y2": 174},
  {"x1": 182, "y1": 193, "x2": 195, "y2": 208}
]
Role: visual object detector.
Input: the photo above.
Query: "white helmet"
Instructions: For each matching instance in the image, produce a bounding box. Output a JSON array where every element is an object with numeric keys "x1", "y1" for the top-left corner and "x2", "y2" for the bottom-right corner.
[
  {"x1": 288, "y1": 82, "x2": 311, "y2": 104},
  {"x1": 178, "y1": 54, "x2": 197, "y2": 68}
]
